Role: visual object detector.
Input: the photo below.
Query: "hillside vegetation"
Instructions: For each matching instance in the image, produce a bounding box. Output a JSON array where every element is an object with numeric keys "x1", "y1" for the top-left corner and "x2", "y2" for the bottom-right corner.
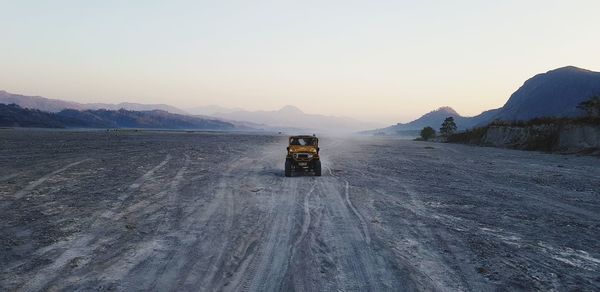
[
  {"x1": 0, "y1": 104, "x2": 235, "y2": 130},
  {"x1": 0, "y1": 104, "x2": 65, "y2": 128}
]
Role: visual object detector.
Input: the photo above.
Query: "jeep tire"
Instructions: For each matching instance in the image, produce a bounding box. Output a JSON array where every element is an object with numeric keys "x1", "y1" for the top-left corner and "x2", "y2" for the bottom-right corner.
[
  {"x1": 313, "y1": 160, "x2": 322, "y2": 176},
  {"x1": 285, "y1": 159, "x2": 292, "y2": 177}
]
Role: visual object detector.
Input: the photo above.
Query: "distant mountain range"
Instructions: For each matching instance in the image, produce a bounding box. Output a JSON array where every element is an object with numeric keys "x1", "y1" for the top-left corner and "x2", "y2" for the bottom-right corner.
[
  {"x1": 0, "y1": 90, "x2": 382, "y2": 132},
  {"x1": 212, "y1": 105, "x2": 384, "y2": 133},
  {"x1": 0, "y1": 104, "x2": 235, "y2": 130},
  {"x1": 4, "y1": 65, "x2": 599, "y2": 133},
  {"x1": 370, "y1": 66, "x2": 600, "y2": 135},
  {"x1": 0, "y1": 90, "x2": 188, "y2": 115}
]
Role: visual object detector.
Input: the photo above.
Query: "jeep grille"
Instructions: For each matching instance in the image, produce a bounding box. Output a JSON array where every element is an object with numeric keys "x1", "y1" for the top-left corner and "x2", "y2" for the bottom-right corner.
[{"x1": 294, "y1": 153, "x2": 312, "y2": 160}]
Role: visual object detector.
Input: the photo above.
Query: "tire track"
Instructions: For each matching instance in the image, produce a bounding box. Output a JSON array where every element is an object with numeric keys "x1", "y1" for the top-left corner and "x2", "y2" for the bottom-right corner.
[
  {"x1": 156, "y1": 153, "x2": 190, "y2": 233},
  {"x1": 195, "y1": 173, "x2": 236, "y2": 290},
  {"x1": 125, "y1": 154, "x2": 172, "y2": 193},
  {"x1": 371, "y1": 185, "x2": 477, "y2": 291},
  {"x1": 235, "y1": 178, "x2": 301, "y2": 292},
  {"x1": 0, "y1": 172, "x2": 21, "y2": 182},
  {"x1": 292, "y1": 181, "x2": 317, "y2": 252},
  {"x1": 154, "y1": 155, "x2": 258, "y2": 292},
  {"x1": 316, "y1": 177, "x2": 382, "y2": 291},
  {"x1": 224, "y1": 140, "x2": 308, "y2": 291},
  {"x1": 94, "y1": 154, "x2": 193, "y2": 290},
  {"x1": 324, "y1": 164, "x2": 371, "y2": 244},
  {"x1": 343, "y1": 180, "x2": 371, "y2": 245},
  {"x1": 16, "y1": 154, "x2": 173, "y2": 292},
  {"x1": 11, "y1": 158, "x2": 92, "y2": 200}
]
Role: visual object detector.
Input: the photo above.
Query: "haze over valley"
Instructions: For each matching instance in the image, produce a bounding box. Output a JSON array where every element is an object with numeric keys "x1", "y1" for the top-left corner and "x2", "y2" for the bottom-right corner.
[{"x1": 3, "y1": 66, "x2": 600, "y2": 134}]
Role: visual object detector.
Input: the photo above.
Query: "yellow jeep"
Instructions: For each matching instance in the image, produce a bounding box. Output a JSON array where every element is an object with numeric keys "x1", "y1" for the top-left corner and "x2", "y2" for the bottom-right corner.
[{"x1": 285, "y1": 135, "x2": 321, "y2": 177}]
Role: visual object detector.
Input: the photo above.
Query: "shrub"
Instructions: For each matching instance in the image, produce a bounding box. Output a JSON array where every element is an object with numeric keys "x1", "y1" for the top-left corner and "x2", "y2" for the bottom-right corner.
[
  {"x1": 420, "y1": 126, "x2": 435, "y2": 141},
  {"x1": 577, "y1": 95, "x2": 600, "y2": 117},
  {"x1": 447, "y1": 127, "x2": 488, "y2": 144}
]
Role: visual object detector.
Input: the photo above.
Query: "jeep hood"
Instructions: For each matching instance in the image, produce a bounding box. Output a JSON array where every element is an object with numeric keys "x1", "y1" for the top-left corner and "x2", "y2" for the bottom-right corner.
[{"x1": 288, "y1": 145, "x2": 317, "y2": 153}]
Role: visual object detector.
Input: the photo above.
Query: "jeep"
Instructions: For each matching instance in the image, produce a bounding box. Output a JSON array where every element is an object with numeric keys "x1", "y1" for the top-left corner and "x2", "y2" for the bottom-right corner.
[{"x1": 285, "y1": 135, "x2": 321, "y2": 177}]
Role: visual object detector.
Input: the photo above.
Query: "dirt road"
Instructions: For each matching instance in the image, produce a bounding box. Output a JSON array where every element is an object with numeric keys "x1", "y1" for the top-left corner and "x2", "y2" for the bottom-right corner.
[{"x1": 1, "y1": 130, "x2": 599, "y2": 291}]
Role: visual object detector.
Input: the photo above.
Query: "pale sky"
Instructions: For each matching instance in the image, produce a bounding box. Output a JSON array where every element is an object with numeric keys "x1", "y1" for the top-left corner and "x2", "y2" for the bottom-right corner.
[{"x1": 1, "y1": 0, "x2": 599, "y2": 124}]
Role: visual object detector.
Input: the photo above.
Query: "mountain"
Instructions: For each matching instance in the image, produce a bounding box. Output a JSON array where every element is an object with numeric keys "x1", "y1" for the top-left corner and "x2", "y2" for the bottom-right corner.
[
  {"x1": 0, "y1": 104, "x2": 235, "y2": 130},
  {"x1": 86, "y1": 102, "x2": 188, "y2": 115},
  {"x1": 58, "y1": 108, "x2": 234, "y2": 129},
  {"x1": 0, "y1": 90, "x2": 188, "y2": 114},
  {"x1": 212, "y1": 105, "x2": 384, "y2": 132},
  {"x1": 0, "y1": 104, "x2": 65, "y2": 128},
  {"x1": 369, "y1": 66, "x2": 600, "y2": 135},
  {"x1": 389, "y1": 107, "x2": 463, "y2": 130},
  {"x1": 187, "y1": 105, "x2": 243, "y2": 116},
  {"x1": 0, "y1": 90, "x2": 381, "y2": 132},
  {"x1": 489, "y1": 66, "x2": 600, "y2": 121},
  {"x1": 366, "y1": 106, "x2": 496, "y2": 135},
  {"x1": 0, "y1": 90, "x2": 85, "y2": 112}
]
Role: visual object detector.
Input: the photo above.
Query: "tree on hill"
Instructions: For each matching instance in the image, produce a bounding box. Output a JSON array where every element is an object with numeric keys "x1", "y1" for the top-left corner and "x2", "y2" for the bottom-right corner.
[
  {"x1": 420, "y1": 126, "x2": 435, "y2": 141},
  {"x1": 440, "y1": 117, "x2": 457, "y2": 137},
  {"x1": 577, "y1": 95, "x2": 600, "y2": 117}
]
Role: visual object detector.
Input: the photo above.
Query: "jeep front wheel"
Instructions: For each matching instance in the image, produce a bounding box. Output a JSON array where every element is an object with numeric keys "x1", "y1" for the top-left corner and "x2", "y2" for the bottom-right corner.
[
  {"x1": 285, "y1": 159, "x2": 292, "y2": 177},
  {"x1": 313, "y1": 160, "x2": 322, "y2": 176}
]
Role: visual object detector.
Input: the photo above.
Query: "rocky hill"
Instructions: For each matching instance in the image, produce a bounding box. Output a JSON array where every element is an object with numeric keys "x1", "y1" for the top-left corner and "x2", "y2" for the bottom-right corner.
[
  {"x1": 487, "y1": 66, "x2": 600, "y2": 121},
  {"x1": 448, "y1": 117, "x2": 600, "y2": 154}
]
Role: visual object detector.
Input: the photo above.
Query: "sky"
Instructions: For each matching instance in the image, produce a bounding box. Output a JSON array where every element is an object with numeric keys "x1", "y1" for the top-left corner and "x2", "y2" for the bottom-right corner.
[{"x1": 1, "y1": 0, "x2": 600, "y2": 124}]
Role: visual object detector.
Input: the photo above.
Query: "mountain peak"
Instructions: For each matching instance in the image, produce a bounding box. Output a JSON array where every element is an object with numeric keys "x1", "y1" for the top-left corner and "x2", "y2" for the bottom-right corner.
[
  {"x1": 548, "y1": 66, "x2": 594, "y2": 74},
  {"x1": 278, "y1": 105, "x2": 304, "y2": 114},
  {"x1": 435, "y1": 106, "x2": 459, "y2": 115},
  {"x1": 431, "y1": 106, "x2": 459, "y2": 116},
  {"x1": 500, "y1": 66, "x2": 600, "y2": 120}
]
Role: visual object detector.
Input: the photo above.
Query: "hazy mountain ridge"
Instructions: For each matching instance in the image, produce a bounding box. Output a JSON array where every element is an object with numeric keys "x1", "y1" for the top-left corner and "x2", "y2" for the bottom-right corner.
[
  {"x1": 188, "y1": 105, "x2": 244, "y2": 116},
  {"x1": 1, "y1": 90, "x2": 382, "y2": 132},
  {"x1": 213, "y1": 105, "x2": 385, "y2": 132},
  {"x1": 366, "y1": 106, "x2": 499, "y2": 135},
  {"x1": 86, "y1": 102, "x2": 188, "y2": 115},
  {"x1": 0, "y1": 90, "x2": 188, "y2": 115},
  {"x1": 370, "y1": 66, "x2": 600, "y2": 135},
  {"x1": 0, "y1": 104, "x2": 235, "y2": 130},
  {"x1": 0, "y1": 90, "x2": 85, "y2": 112}
]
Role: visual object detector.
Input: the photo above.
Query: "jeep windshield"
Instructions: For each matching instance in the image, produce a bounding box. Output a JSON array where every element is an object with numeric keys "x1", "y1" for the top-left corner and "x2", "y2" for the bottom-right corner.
[{"x1": 289, "y1": 137, "x2": 317, "y2": 146}]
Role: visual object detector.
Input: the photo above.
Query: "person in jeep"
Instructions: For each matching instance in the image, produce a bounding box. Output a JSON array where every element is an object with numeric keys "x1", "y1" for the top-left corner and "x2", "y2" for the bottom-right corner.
[
  {"x1": 290, "y1": 137, "x2": 316, "y2": 146},
  {"x1": 285, "y1": 135, "x2": 321, "y2": 177}
]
